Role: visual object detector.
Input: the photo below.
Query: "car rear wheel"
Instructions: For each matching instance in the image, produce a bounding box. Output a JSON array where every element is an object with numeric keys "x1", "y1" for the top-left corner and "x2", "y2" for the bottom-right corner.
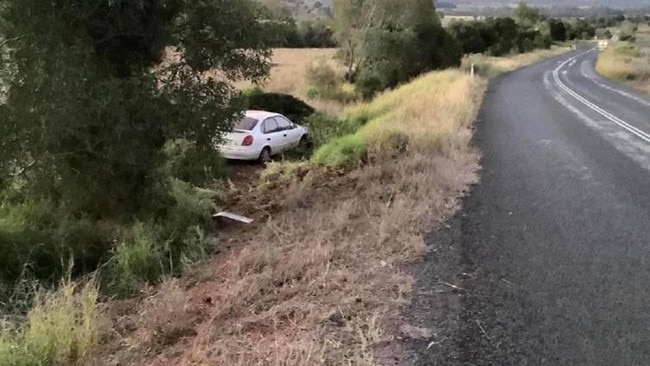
[{"x1": 258, "y1": 147, "x2": 272, "y2": 164}]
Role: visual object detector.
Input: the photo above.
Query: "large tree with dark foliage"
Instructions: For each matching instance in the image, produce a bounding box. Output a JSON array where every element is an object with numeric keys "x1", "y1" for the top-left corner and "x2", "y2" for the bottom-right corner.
[
  {"x1": 0, "y1": 0, "x2": 280, "y2": 288},
  {"x1": 0, "y1": 0, "x2": 279, "y2": 217},
  {"x1": 333, "y1": 0, "x2": 461, "y2": 98}
]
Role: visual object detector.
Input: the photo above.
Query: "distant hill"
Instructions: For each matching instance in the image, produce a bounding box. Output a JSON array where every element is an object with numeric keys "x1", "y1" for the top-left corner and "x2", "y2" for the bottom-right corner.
[
  {"x1": 276, "y1": 0, "x2": 647, "y2": 19},
  {"x1": 448, "y1": 0, "x2": 649, "y2": 8}
]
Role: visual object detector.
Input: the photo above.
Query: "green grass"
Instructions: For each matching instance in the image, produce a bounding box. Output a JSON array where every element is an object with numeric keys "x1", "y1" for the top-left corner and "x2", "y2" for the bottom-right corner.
[
  {"x1": 311, "y1": 134, "x2": 368, "y2": 168},
  {"x1": 259, "y1": 161, "x2": 311, "y2": 188},
  {"x1": 0, "y1": 279, "x2": 101, "y2": 366}
]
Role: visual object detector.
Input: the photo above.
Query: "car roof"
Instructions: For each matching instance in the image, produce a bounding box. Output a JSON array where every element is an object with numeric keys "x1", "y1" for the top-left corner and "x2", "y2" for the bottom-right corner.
[{"x1": 245, "y1": 110, "x2": 281, "y2": 120}]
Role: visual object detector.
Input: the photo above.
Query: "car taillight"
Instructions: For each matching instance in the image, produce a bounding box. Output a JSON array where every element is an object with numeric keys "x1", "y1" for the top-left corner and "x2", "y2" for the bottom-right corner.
[{"x1": 242, "y1": 135, "x2": 254, "y2": 146}]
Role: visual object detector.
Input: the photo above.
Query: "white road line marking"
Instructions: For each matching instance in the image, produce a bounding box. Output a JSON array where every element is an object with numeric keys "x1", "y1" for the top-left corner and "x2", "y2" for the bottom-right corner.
[
  {"x1": 552, "y1": 52, "x2": 650, "y2": 143},
  {"x1": 579, "y1": 62, "x2": 650, "y2": 108}
]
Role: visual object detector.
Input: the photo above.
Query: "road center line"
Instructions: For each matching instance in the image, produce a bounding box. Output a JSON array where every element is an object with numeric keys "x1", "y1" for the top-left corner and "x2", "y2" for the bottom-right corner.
[
  {"x1": 552, "y1": 52, "x2": 650, "y2": 143},
  {"x1": 579, "y1": 63, "x2": 650, "y2": 108}
]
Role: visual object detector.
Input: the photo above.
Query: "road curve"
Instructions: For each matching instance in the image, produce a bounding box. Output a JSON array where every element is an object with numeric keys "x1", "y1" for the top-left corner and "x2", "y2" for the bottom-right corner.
[{"x1": 409, "y1": 49, "x2": 650, "y2": 365}]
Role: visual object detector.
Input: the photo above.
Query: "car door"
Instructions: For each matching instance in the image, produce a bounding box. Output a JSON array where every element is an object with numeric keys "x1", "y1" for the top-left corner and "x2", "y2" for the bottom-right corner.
[
  {"x1": 261, "y1": 117, "x2": 284, "y2": 153},
  {"x1": 275, "y1": 115, "x2": 302, "y2": 148},
  {"x1": 274, "y1": 116, "x2": 297, "y2": 150}
]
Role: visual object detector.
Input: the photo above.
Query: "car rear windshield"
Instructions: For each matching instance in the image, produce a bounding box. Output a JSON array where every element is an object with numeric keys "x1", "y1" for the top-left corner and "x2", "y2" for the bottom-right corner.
[{"x1": 235, "y1": 117, "x2": 258, "y2": 131}]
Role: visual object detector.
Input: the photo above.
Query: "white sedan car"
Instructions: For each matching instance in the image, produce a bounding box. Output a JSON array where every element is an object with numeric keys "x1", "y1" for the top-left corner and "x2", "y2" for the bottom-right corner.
[{"x1": 218, "y1": 110, "x2": 309, "y2": 162}]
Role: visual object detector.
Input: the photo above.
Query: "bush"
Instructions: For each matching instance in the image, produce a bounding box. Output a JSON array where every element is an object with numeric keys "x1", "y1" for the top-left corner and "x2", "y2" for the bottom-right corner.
[
  {"x1": 304, "y1": 112, "x2": 366, "y2": 148},
  {"x1": 311, "y1": 134, "x2": 367, "y2": 168},
  {"x1": 259, "y1": 161, "x2": 311, "y2": 189},
  {"x1": 242, "y1": 89, "x2": 315, "y2": 123},
  {"x1": 0, "y1": 200, "x2": 114, "y2": 289},
  {"x1": 109, "y1": 223, "x2": 165, "y2": 294},
  {"x1": 106, "y1": 179, "x2": 217, "y2": 296},
  {"x1": 305, "y1": 61, "x2": 356, "y2": 102},
  {"x1": 0, "y1": 176, "x2": 217, "y2": 299},
  {"x1": 163, "y1": 139, "x2": 228, "y2": 187},
  {"x1": 0, "y1": 279, "x2": 101, "y2": 366}
]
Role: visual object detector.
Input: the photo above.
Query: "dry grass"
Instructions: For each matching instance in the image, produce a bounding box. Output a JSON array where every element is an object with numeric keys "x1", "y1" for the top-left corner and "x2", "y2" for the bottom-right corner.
[
  {"x1": 234, "y1": 48, "x2": 345, "y2": 113},
  {"x1": 347, "y1": 70, "x2": 482, "y2": 154},
  {"x1": 99, "y1": 50, "x2": 567, "y2": 366},
  {"x1": 596, "y1": 26, "x2": 650, "y2": 95},
  {"x1": 0, "y1": 278, "x2": 102, "y2": 366},
  {"x1": 463, "y1": 46, "x2": 571, "y2": 77}
]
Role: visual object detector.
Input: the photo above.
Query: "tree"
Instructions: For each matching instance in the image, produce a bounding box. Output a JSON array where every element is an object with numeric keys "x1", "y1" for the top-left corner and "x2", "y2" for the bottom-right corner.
[
  {"x1": 486, "y1": 17, "x2": 519, "y2": 56},
  {"x1": 449, "y1": 21, "x2": 490, "y2": 54},
  {"x1": 513, "y1": 2, "x2": 540, "y2": 28},
  {"x1": 548, "y1": 19, "x2": 568, "y2": 42},
  {"x1": 333, "y1": 0, "x2": 461, "y2": 97},
  {"x1": 0, "y1": 0, "x2": 281, "y2": 285},
  {"x1": 0, "y1": 0, "x2": 280, "y2": 217},
  {"x1": 332, "y1": 0, "x2": 370, "y2": 81}
]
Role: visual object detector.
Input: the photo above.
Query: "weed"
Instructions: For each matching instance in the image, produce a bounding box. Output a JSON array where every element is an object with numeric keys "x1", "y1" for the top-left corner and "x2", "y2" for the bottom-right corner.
[
  {"x1": 0, "y1": 278, "x2": 102, "y2": 366},
  {"x1": 259, "y1": 161, "x2": 311, "y2": 189},
  {"x1": 312, "y1": 134, "x2": 368, "y2": 168}
]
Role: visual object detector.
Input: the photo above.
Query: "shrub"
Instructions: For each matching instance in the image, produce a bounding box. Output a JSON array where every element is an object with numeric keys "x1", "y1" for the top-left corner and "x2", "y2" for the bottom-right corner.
[
  {"x1": 306, "y1": 61, "x2": 340, "y2": 96},
  {"x1": 311, "y1": 134, "x2": 367, "y2": 168},
  {"x1": 109, "y1": 223, "x2": 165, "y2": 294},
  {"x1": 0, "y1": 278, "x2": 102, "y2": 366},
  {"x1": 0, "y1": 200, "x2": 114, "y2": 290},
  {"x1": 163, "y1": 139, "x2": 228, "y2": 187},
  {"x1": 243, "y1": 90, "x2": 315, "y2": 123},
  {"x1": 305, "y1": 60, "x2": 355, "y2": 102},
  {"x1": 106, "y1": 179, "x2": 217, "y2": 296},
  {"x1": 259, "y1": 161, "x2": 311, "y2": 189},
  {"x1": 304, "y1": 112, "x2": 366, "y2": 148}
]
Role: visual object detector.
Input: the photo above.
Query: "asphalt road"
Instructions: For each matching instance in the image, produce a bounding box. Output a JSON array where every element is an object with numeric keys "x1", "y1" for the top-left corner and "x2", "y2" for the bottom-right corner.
[{"x1": 409, "y1": 49, "x2": 650, "y2": 365}]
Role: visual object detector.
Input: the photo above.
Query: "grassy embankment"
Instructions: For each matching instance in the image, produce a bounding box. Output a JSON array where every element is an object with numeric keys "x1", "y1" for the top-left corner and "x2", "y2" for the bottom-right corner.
[
  {"x1": 596, "y1": 24, "x2": 650, "y2": 95},
  {"x1": 0, "y1": 47, "x2": 569, "y2": 366}
]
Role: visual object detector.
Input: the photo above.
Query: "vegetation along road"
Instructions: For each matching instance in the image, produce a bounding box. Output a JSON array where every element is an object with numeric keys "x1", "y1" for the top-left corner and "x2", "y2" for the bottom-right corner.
[{"x1": 409, "y1": 48, "x2": 650, "y2": 365}]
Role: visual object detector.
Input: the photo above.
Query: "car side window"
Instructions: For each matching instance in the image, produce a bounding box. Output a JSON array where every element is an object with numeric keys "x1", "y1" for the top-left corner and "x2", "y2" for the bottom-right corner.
[
  {"x1": 263, "y1": 118, "x2": 279, "y2": 134},
  {"x1": 275, "y1": 116, "x2": 292, "y2": 131}
]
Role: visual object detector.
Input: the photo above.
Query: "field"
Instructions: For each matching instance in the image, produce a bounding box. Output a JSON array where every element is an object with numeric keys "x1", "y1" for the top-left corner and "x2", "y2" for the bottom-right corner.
[
  {"x1": 596, "y1": 25, "x2": 650, "y2": 95},
  {"x1": 234, "y1": 48, "x2": 343, "y2": 114}
]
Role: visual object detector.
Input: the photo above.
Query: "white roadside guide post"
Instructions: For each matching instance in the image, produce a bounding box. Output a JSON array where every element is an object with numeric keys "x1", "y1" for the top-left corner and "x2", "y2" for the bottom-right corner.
[{"x1": 471, "y1": 63, "x2": 475, "y2": 77}]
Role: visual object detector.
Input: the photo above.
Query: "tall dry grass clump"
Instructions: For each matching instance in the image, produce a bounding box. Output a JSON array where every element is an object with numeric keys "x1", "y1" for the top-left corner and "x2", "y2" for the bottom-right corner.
[
  {"x1": 350, "y1": 70, "x2": 482, "y2": 153},
  {"x1": 0, "y1": 278, "x2": 102, "y2": 366},
  {"x1": 596, "y1": 41, "x2": 650, "y2": 95}
]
